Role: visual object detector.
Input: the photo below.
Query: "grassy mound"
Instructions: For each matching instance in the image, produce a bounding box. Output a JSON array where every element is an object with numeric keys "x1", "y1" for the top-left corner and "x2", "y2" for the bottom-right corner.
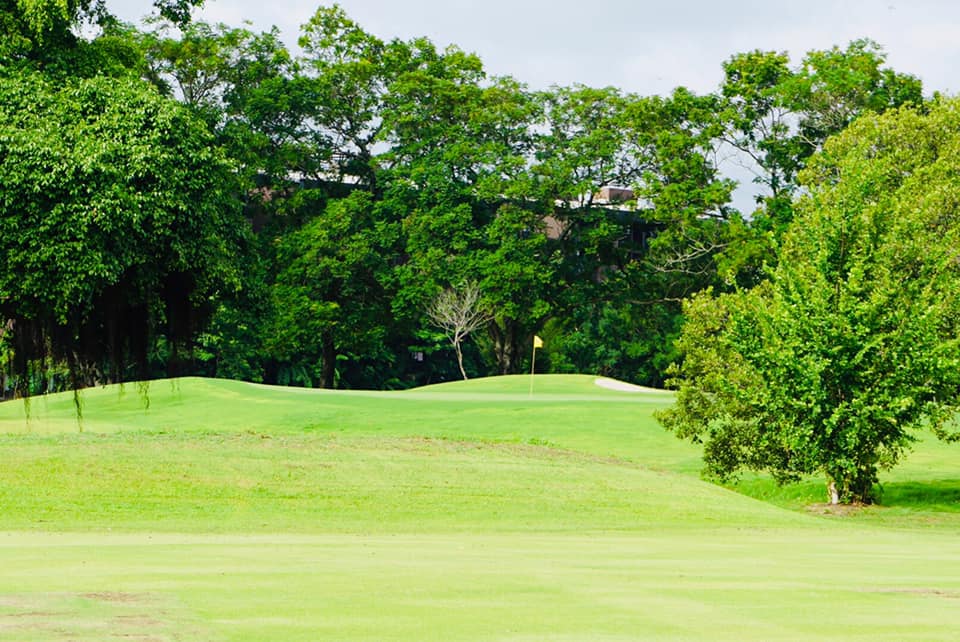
[
  {"x1": 0, "y1": 375, "x2": 765, "y2": 533},
  {"x1": 0, "y1": 375, "x2": 699, "y2": 469}
]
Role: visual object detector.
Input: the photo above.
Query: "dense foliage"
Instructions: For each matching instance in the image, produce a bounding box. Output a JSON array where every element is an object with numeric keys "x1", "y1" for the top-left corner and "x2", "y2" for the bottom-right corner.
[
  {"x1": 0, "y1": 68, "x2": 246, "y2": 396},
  {"x1": 659, "y1": 100, "x2": 960, "y2": 503}
]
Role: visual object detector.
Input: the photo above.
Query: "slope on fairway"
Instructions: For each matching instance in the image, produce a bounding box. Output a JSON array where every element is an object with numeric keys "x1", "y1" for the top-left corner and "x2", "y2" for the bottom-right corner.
[
  {"x1": 0, "y1": 375, "x2": 810, "y2": 533},
  {"x1": 2, "y1": 375, "x2": 956, "y2": 529}
]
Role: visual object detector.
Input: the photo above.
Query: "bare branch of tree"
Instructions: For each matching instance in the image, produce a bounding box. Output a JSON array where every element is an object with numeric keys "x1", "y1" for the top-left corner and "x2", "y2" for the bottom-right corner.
[{"x1": 426, "y1": 281, "x2": 491, "y2": 380}]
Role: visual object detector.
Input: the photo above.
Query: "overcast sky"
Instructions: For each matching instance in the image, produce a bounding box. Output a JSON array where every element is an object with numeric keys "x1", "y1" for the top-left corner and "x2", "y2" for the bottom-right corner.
[{"x1": 111, "y1": 0, "x2": 960, "y2": 96}]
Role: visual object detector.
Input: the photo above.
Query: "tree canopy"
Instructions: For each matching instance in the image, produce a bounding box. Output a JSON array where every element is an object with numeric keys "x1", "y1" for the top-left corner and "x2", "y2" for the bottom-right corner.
[
  {"x1": 717, "y1": 39, "x2": 923, "y2": 284},
  {"x1": 0, "y1": 67, "x2": 246, "y2": 395},
  {"x1": 659, "y1": 99, "x2": 960, "y2": 504}
]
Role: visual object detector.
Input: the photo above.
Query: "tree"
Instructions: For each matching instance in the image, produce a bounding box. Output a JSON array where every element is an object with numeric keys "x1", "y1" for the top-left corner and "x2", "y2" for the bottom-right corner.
[
  {"x1": 718, "y1": 40, "x2": 923, "y2": 284},
  {"x1": 383, "y1": 47, "x2": 547, "y2": 376},
  {"x1": 720, "y1": 49, "x2": 802, "y2": 227},
  {"x1": 268, "y1": 191, "x2": 398, "y2": 389},
  {"x1": 139, "y1": 18, "x2": 302, "y2": 188},
  {"x1": 0, "y1": 0, "x2": 202, "y2": 65},
  {"x1": 296, "y1": 5, "x2": 432, "y2": 189},
  {"x1": 475, "y1": 204, "x2": 555, "y2": 374},
  {"x1": 0, "y1": 69, "x2": 247, "y2": 396},
  {"x1": 151, "y1": 0, "x2": 204, "y2": 27},
  {"x1": 659, "y1": 99, "x2": 960, "y2": 504},
  {"x1": 629, "y1": 88, "x2": 736, "y2": 294},
  {"x1": 426, "y1": 282, "x2": 490, "y2": 380},
  {"x1": 0, "y1": 0, "x2": 98, "y2": 57},
  {"x1": 544, "y1": 297, "x2": 681, "y2": 386},
  {"x1": 533, "y1": 85, "x2": 643, "y2": 310},
  {"x1": 401, "y1": 200, "x2": 555, "y2": 377},
  {"x1": 790, "y1": 39, "x2": 923, "y2": 147}
]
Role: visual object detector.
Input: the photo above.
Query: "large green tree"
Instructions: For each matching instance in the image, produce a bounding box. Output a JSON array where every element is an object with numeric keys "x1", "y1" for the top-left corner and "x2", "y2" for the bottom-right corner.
[
  {"x1": 0, "y1": 0, "x2": 202, "y2": 67},
  {"x1": 533, "y1": 86, "x2": 735, "y2": 385},
  {"x1": 268, "y1": 191, "x2": 399, "y2": 389},
  {"x1": 0, "y1": 69, "x2": 247, "y2": 394},
  {"x1": 383, "y1": 45, "x2": 547, "y2": 376},
  {"x1": 660, "y1": 99, "x2": 960, "y2": 504}
]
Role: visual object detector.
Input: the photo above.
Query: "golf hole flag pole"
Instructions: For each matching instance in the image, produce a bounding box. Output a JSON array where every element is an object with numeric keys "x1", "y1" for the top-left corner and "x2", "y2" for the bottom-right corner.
[{"x1": 529, "y1": 335, "x2": 543, "y2": 397}]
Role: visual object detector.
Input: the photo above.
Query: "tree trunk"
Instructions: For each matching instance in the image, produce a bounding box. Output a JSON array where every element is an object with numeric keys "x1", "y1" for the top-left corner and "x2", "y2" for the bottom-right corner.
[
  {"x1": 320, "y1": 333, "x2": 336, "y2": 389},
  {"x1": 826, "y1": 466, "x2": 877, "y2": 505},
  {"x1": 827, "y1": 479, "x2": 839, "y2": 505},
  {"x1": 489, "y1": 319, "x2": 520, "y2": 375},
  {"x1": 499, "y1": 339, "x2": 514, "y2": 375},
  {"x1": 454, "y1": 340, "x2": 468, "y2": 380}
]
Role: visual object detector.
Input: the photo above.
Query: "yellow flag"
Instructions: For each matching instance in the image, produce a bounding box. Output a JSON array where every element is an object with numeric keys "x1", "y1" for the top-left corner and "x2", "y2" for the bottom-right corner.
[{"x1": 533, "y1": 335, "x2": 543, "y2": 349}]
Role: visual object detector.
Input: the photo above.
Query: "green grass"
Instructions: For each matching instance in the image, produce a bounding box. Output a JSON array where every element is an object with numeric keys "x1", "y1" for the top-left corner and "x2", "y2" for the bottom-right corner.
[
  {"x1": 1, "y1": 375, "x2": 959, "y2": 640},
  {"x1": 1, "y1": 375, "x2": 702, "y2": 471},
  {"x1": 0, "y1": 432, "x2": 794, "y2": 534},
  {"x1": 728, "y1": 429, "x2": 960, "y2": 529},
  {"x1": 5, "y1": 530, "x2": 960, "y2": 641}
]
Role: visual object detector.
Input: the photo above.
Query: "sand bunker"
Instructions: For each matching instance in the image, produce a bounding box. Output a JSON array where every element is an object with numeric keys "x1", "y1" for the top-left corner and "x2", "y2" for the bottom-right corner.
[{"x1": 593, "y1": 377, "x2": 665, "y2": 393}]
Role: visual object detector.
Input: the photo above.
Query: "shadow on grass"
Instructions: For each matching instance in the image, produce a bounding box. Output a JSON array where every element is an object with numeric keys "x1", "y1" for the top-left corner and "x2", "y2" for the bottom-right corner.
[
  {"x1": 727, "y1": 478, "x2": 825, "y2": 508},
  {"x1": 730, "y1": 477, "x2": 960, "y2": 513},
  {"x1": 879, "y1": 479, "x2": 960, "y2": 511}
]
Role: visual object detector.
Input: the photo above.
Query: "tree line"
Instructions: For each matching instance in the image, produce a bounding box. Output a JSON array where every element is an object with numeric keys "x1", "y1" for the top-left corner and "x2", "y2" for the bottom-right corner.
[{"x1": 4, "y1": 1, "x2": 958, "y2": 502}]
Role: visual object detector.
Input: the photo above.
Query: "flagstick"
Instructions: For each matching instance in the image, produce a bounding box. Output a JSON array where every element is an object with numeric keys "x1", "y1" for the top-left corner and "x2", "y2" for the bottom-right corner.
[{"x1": 529, "y1": 345, "x2": 537, "y2": 398}]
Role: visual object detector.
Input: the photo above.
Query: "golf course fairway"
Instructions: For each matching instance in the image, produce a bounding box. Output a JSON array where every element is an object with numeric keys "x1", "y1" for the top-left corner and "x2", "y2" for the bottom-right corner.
[{"x1": 0, "y1": 375, "x2": 958, "y2": 640}]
